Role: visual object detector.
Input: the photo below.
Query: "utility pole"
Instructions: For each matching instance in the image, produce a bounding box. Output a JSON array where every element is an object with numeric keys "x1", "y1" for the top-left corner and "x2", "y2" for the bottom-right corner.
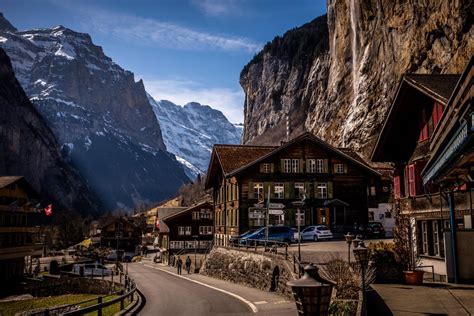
[{"x1": 265, "y1": 186, "x2": 270, "y2": 241}]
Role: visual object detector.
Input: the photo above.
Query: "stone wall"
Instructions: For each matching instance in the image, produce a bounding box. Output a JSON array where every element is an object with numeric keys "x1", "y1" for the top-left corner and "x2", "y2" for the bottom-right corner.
[{"x1": 200, "y1": 247, "x2": 296, "y2": 298}]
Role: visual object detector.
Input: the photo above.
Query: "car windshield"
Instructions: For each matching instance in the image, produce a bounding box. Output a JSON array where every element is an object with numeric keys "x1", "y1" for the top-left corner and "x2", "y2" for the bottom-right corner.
[
  {"x1": 317, "y1": 226, "x2": 329, "y2": 231},
  {"x1": 369, "y1": 223, "x2": 382, "y2": 228}
]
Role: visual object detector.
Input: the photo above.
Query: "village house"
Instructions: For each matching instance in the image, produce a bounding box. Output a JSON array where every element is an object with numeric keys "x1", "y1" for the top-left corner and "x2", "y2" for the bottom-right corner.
[
  {"x1": 98, "y1": 216, "x2": 144, "y2": 253},
  {"x1": 205, "y1": 132, "x2": 385, "y2": 246},
  {"x1": 163, "y1": 201, "x2": 214, "y2": 257},
  {"x1": 371, "y1": 57, "x2": 473, "y2": 282},
  {"x1": 0, "y1": 176, "x2": 42, "y2": 291}
]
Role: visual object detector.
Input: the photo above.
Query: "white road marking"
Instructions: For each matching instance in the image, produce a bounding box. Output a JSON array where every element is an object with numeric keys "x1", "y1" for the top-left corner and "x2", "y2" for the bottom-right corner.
[
  {"x1": 253, "y1": 301, "x2": 268, "y2": 305},
  {"x1": 143, "y1": 264, "x2": 258, "y2": 313}
]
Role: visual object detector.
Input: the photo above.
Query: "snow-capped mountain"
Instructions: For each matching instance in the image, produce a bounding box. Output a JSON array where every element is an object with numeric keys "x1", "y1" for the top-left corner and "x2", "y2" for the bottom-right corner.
[
  {"x1": 148, "y1": 95, "x2": 242, "y2": 179},
  {"x1": 0, "y1": 13, "x2": 190, "y2": 210}
]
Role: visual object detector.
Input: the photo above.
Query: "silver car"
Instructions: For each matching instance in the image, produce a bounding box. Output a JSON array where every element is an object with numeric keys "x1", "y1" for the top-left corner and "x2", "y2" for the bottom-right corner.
[{"x1": 299, "y1": 225, "x2": 333, "y2": 241}]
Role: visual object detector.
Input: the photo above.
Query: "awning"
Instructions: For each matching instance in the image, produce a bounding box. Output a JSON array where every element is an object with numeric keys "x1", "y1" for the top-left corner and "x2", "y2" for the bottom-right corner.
[{"x1": 323, "y1": 199, "x2": 350, "y2": 207}]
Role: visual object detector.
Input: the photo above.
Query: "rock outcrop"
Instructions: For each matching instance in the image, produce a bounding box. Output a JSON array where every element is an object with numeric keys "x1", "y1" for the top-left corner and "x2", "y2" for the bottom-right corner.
[
  {"x1": 0, "y1": 48, "x2": 100, "y2": 215},
  {"x1": 0, "y1": 15, "x2": 190, "y2": 209},
  {"x1": 241, "y1": 1, "x2": 473, "y2": 158}
]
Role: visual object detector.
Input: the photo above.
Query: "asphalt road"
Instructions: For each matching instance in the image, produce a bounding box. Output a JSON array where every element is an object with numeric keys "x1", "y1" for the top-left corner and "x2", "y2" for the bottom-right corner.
[{"x1": 128, "y1": 263, "x2": 255, "y2": 316}]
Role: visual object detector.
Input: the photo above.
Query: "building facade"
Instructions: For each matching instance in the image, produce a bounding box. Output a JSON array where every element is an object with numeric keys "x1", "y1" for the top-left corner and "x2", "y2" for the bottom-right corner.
[
  {"x1": 372, "y1": 62, "x2": 473, "y2": 282},
  {"x1": 0, "y1": 176, "x2": 42, "y2": 288},
  {"x1": 206, "y1": 133, "x2": 384, "y2": 246}
]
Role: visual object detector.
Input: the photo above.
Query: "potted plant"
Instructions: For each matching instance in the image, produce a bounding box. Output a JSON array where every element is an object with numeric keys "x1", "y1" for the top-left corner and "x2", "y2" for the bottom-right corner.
[{"x1": 393, "y1": 203, "x2": 424, "y2": 285}]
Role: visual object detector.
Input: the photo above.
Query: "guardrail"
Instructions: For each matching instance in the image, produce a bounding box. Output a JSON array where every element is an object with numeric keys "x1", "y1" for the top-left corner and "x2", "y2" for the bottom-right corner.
[{"x1": 228, "y1": 238, "x2": 290, "y2": 259}]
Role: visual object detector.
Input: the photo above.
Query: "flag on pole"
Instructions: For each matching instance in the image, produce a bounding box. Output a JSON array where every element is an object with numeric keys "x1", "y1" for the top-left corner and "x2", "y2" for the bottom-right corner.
[
  {"x1": 155, "y1": 216, "x2": 160, "y2": 231},
  {"x1": 44, "y1": 204, "x2": 53, "y2": 216}
]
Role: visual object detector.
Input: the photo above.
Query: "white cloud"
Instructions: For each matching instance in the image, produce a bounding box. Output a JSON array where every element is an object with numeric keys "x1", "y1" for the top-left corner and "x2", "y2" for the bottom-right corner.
[
  {"x1": 72, "y1": 5, "x2": 261, "y2": 53},
  {"x1": 192, "y1": 0, "x2": 243, "y2": 16},
  {"x1": 141, "y1": 76, "x2": 244, "y2": 123}
]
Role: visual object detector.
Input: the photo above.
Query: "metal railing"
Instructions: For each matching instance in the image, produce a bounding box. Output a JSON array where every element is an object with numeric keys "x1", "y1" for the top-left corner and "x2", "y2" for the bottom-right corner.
[{"x1": 228, "y1": 238, "x2": 290, "y2": 260}]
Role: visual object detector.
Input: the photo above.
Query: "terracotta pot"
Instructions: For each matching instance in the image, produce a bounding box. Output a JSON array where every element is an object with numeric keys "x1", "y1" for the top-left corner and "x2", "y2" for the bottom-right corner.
[{"x1": 404, "y1": 270, "x2": 424, "y2": 285}]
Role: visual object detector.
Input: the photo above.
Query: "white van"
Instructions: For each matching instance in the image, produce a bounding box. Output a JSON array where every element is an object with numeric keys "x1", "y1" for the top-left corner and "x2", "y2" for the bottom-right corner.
[{"x1": 72, "y1": 263, "x2": 112, "y2": 277}]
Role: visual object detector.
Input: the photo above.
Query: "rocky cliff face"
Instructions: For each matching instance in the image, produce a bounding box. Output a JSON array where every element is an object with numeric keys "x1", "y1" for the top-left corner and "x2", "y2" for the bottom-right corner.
[
  {"x1": 0, "y1": 48, "x2": 100, "y2": 215},
  {"x1": 241, "y1": 1, "x2": 473, "y2": 157},
  {"x1": 0, "y1": 15, "x2": 190, "y2": 209},
  {"x1": 148, "y1": 95, "x2": 242, "y2": 179}
]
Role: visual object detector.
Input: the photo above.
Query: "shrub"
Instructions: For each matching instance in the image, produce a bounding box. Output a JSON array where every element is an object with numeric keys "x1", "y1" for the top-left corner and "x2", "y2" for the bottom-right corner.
[{"x1": 368, "y1": 242, "x2": 404, "y2": 283}]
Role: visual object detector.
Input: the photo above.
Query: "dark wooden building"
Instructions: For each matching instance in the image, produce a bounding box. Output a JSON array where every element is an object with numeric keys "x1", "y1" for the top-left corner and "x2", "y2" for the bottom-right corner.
[
  {"x1": 163, "y1": 202, "x2": 214, "y2": 254},
  {"x1": 372, "y1": 60, "x2": 473, "y2": 282},
  {"x1": 206, "y1": 133, "x2": 383, "y2": 246},
  {"x1": 0, "y1": 176, "x2": 42, "y2": 287},
  {"x1": 98, "y1": 216, "x2": 144, "y2": 252}
]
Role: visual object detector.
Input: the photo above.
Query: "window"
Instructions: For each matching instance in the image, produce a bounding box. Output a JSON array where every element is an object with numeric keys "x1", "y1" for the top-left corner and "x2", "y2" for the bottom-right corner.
[
  {"x1": 199, "y1": 226, "x2": 213, "y2": 235},
  {"x1": 294, "y1": 183, "x2": 305, "y2": 199},
  {"x1": 274, "y1": 183, "x2": 284, "y2": 199},
  {"x1": 178, "y1": 226, "x2": 185, "y2": 236},
  {"x1": 200, "y1": 208, "x2": 213, "y2": 219},
  {"x1": 316, "y1": 159, "x2": 324, "y2": 173},
  {"x1": 170, "y1": 241, "x2": 184, "y2": 249},
  {"x1": 334, "y1": 163, "x2": 345, "y2": 174},
  {"x1": 421, "y1": 221, "x2": 428, "y2": 254},
  {"x1": 192, "y1": 211, "x2": 200, "y2": 220},
  {"x1": 308, "y1": 159, "x2": 316, "y2": 173},
  {"x1": 315, "y1": 183, "x2": 327, "y2": 199},
  {"x1": 419, "y1": 108, "x2": 429, "y2": 142},
  {"x1": 254, "y1": 183, "x2": 264, "y2": 199},
  {"x1": 185, "y1": 241, "x2": 195, "y2": 249},
  {"x1": 433, "y1": 221, "x2": 440, "y2": 256},
  {"x1": 260, "y1": 163, "x2": 272, "y2": 173},
  {"x1": 370, "y1": 186, "x2": 376, "y2": 196},
  {"x1": 291, "y1": 159, "x2": 299, "y2": 173},
  {"x1": 283, "y1": 159, "x2": 291, "y2": 173},
  {"x1": 185, "y1": 226, "x2": 192, "y2": 235}
]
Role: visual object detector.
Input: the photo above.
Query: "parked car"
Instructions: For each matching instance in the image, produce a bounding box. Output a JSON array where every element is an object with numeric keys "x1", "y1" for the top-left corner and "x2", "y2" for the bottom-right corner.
[
  {"x1": 298, "y1": 225, "x2": 333, "y2": 241},
  {"x1": 241, "y1": 226, "x2": 295, "y2": 245},
  {"x1": 72, "y1": 262, "x2": 112, "y2": 277},
  {"x1": 366, "y1": 222, "x2": 385, "y2": 238},
  {"x1": 230, "y1": 229, "x2": 258, "y2": 245}
]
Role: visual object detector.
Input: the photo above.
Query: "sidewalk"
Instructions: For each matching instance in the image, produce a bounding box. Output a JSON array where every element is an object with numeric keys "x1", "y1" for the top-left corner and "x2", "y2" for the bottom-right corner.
[
  {"x1": 369, "y1": 283, "x2": 474, "y2": 315},
  {"x1": 139, "y1": 259, "x2": 296, "y2": 315}
]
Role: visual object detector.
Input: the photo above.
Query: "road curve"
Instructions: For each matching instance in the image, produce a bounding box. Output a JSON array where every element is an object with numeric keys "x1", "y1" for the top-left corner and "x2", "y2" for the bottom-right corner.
[{"x1": 128, "y1": 263, "x2": 254, "y2": 316}]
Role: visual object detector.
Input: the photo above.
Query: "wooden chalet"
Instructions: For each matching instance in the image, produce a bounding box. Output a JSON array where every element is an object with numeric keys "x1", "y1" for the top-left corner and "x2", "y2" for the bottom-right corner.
[
  {"x1": 0, "y1": 176, "x2": 42, "y2": 289},
  {"x1": 206, "y1": 132, "x2": 383, "y2": 246},
  {"x1": 372, "y1": 58, "x2": 474, "y2": 282},
  {"x1": 163, "y1": 202, "x2": 214, "y2": 256},
  {"x1": 98, "y1": 216, "x2": 144, "y2": 252}
]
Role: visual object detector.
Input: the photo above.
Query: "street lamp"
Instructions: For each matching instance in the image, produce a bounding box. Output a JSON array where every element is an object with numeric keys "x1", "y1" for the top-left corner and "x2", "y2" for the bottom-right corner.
[
  {"x1": 353, "y1": 241, "x2": 370, "y2": 316},
  {"x1": 344, "y1": 232, "x2": 354, "y2": 264},
  {"x1": 287, "y1": 263, "x2": 336, "y2": 316},
  {"x1": 292, "y1": 200, "x2": 305, "y2": 263},
  {"x1": 352, "y1": 236, "x2": 362, "y2": 249}
]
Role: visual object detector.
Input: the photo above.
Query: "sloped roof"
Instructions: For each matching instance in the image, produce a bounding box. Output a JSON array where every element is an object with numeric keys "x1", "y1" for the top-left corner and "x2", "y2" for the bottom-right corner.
[
  {"x1": 0, "y1": 176, "x2": 24, "y2": 188},
  {"x1": 404, "y1": 74, "x2": 460, "y2": 103},
  {"x1": 162, "y1": 201, "x2": 212, "y2": 222},
  {"x1": 215, "y1": 144, "x2": 277, "y2": 175}
]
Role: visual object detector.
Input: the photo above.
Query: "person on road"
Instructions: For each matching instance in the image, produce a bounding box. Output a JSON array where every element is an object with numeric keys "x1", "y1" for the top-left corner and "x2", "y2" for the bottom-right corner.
[
  {"x1": 185, "y1": 256, "x2": 191, "y2": 274},
  {"x1": 176, "y1": 256, "x2": 183, "y2": 275}
]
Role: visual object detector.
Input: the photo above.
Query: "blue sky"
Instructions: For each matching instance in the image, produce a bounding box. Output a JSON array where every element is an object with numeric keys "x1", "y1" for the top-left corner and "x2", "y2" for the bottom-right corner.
[{"x1": 1, "y1": 0, "x2": 326, "y2": 123}]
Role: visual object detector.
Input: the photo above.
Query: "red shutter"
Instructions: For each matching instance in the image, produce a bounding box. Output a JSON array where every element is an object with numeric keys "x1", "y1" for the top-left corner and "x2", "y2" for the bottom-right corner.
[
  {"x1": 432, "y1": 102, "x2": 444, "y2": 128},
  {"x1": 408, "y1": 164, "x2": 416, "y2": 197},
  {"x1": 419, "y1": 109, "x2": 429, "y2": 142},
  {"x1": 394, "y1": 172, "x2": 401, "y2": 199}
]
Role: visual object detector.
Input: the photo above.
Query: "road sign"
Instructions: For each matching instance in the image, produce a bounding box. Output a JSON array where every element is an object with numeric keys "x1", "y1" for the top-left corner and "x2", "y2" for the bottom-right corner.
[
  {"x1": 268, "y1": 203, "x2": 285, "y2": 209},
  {"x1": 269, "y1": 209, "x2": 284, "y2": 215},
  {"x1": 249, "y1": 208, "x2": 265, "y2": 219}
]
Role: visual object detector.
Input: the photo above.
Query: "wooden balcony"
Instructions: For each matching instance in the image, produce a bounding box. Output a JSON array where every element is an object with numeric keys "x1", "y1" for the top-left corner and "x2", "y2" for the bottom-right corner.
[{"x1": 400, "y1": 191, "x2": 472, "y2": 217}]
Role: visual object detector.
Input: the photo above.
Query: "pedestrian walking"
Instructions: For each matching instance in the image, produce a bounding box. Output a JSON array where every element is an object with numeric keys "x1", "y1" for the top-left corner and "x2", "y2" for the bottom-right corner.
[
  {"x1": 176, "y1": 256, "x2": 183, "y2": 275},
  {"x1": 185, "y1": 256, "x2": 191, "y2": 274}
]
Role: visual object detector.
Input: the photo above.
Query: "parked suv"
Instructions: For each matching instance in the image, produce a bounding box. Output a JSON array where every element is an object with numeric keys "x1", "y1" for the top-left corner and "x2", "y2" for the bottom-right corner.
[
  {"x1": 366, "y1": 222, "x2": 386, "y2": 238},
  {"x1": 241, "y1": 226, "x2": 295, "y2": 245}
]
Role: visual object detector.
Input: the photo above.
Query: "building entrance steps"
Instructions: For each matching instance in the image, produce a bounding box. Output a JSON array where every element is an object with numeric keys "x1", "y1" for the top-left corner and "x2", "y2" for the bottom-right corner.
[{"x1": 369, "y1": 283, "x2": 474, "y2": 315}]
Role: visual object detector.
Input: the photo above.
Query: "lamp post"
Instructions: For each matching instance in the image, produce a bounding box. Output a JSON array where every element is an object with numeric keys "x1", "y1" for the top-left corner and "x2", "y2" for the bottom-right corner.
[
  {"x1": 344, "y1": 232, "x2": 354, "y2": 264},
  {"x1": 353, "y1": 241, "x2": 370, "y2": 316},
  {"x1": 192, "y1": 235, "x2": 199, "y2": 273},
  {"x1": 352, "y1": 236, "x2": 361, "y2": 249},
  {"x1": 292, "y1": 200, "x2": 305, "y2": 263},
  {"x1": 287, "y1": 263, "x2": 336, "y2": 316}
]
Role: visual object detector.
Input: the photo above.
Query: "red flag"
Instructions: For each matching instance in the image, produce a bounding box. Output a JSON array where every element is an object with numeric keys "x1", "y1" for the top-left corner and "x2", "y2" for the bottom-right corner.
[
  {"x1": 44, "y1": 204, "x2": 53, "y2": 216},
  {"x1": 155, "y1": 216, "x2": 160, "y2": 231}
]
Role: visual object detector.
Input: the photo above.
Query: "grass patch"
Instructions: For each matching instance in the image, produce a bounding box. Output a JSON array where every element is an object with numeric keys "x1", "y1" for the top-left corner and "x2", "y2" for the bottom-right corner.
[{"x1": 0, "y1": 294, "x2": 98, "y2": 316}]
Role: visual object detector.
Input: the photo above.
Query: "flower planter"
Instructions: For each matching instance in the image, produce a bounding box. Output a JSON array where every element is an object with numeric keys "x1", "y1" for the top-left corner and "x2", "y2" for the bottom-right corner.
[{"x1": 404, "y1": 270, "x2": 424, "y2": 285}]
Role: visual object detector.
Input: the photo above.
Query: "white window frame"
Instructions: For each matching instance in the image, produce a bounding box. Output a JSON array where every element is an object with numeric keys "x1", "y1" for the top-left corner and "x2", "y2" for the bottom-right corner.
[
  {"x1": 200, "y1": 208, "x2": 213, "y2": 219},
  {"x1": 291, "y1": 159, "x2": 299, "y2": 173},
  {"x1": 433, "y1": 221, "x2": 440, "y2": 256},
  {"x1": 170, "y1": 241, "x2": 184, "y2": 249},
  {"x1": 316, "y1": 159, "x2": 324, "y2": 173},
  {"x1": 185, "y1": 226, "x2": 192, "y2": 236},
  {"x1": 308, "y1": 159, "x2": 316, "y2": 173},
  {"x1": 185, "y1": 241, "x2": 195, "y2": 249},
  {"x1": 283, "y1": 159, "x2": 291, "y2": 173},
  {"x1": 335, "y1": 163, "x2": 344, "y2": 174},
  {"x1": 421, "y1": 221, "x2": 429, "y2": 254},
  {"x1": 261, "y1": 163, "x2": 272, "y2": 173},
  {"x1": 199, "y1": 226, "x2": 213, "y2": 235},
  {"x1": 192, "y1": 211, "x2": 200, "y2": 220},
  {"x1": 274, "y1": 183, "x2": 284, "y2": 199},
  {"x1": 254, "y1": 182, "x2": 264, "y2": 198},
  {"x1": 178, "y1": 226, "x2": 185, "y2": 236},
  {"x1": 316, "y1": 182, "x2": 328, "y2": 199},
  {"x1": 294, "y1": 182, "x2": 305, "y2": 199}
]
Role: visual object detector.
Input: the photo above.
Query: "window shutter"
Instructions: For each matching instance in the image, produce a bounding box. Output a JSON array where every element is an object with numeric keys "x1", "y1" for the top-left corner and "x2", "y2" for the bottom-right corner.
[
  {"x1": 344, "y1": 164, "x2": 348, "y2": 174},
  {"x1": 284, "y1": 182, "x2": 290, "y2": 199},
  {"x1": 324, "y1": 159, "x2": 329, "y2": 173},
  {"x1": 248, "y1": 181, "x2": 254, "y2": 198},
  {"x1": 304, "y1": 181, "x2": 311, "y2": 198},
  {"x1": 299, "y1": 159, "x2": 304, "y2": 173},
  {"x1": 327, "y1": 181, "x2": 333, "y2": 199},
  {"x1": 306, "y1": 159, "x2": 310, "y2": 173},
  {"x1": 259, "y1": 164, "x2": 264, "y2": 173},
  {"x1": 394, "y1": 172, "x2": 401, "y2": 199},
  {"x1": 408, "y1": 164, "x2": 416, "y2": 197},
  {"x1": 288, "y1": 181, "x2": 294, "y2": 199},
  {"x1": 270, "y1": 163, "x2": 275, "y2": 173},
  {"x1": 280, "y1": 159, "x2": 285, "y2": 173},
  {"x1": 264, "y1": 182, "x2": 270, "y2": 199},
  {"x1": 333, "y1": 164, "x2": 337, "y2": 173}
]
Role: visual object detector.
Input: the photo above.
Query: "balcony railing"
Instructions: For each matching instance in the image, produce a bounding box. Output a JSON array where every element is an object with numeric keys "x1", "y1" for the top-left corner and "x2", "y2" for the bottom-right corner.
[{"x1": 400, "y1": 191, "x2": 472, "y2": 213}]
